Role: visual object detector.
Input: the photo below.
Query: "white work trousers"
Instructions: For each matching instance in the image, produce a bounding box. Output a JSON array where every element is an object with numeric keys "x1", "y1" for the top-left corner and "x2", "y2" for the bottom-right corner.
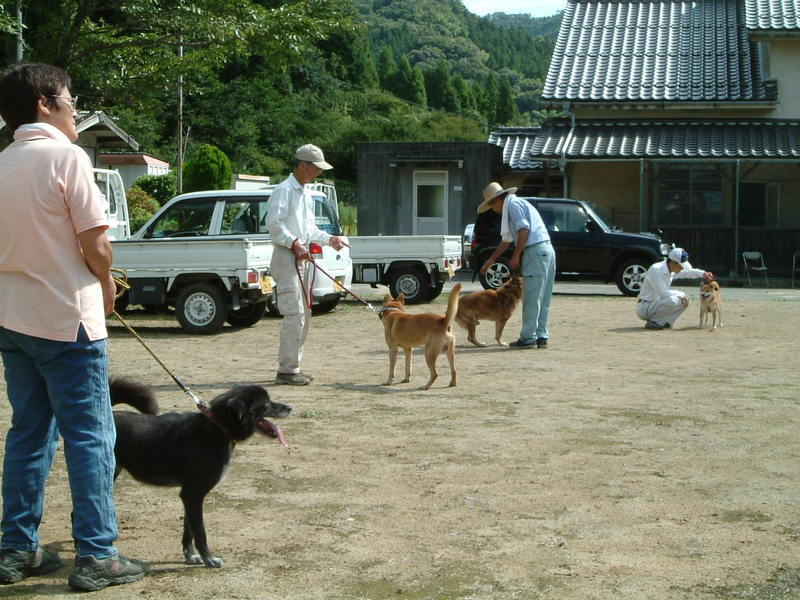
[
  {"x1": 271, "y1": 246, "x2": 313, "y2": 374},
  {"x1": 635, "y1": 290, "x2": 688, "y2": 326}
]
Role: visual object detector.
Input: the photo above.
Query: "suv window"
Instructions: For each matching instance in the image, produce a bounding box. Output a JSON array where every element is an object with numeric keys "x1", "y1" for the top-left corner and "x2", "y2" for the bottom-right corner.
[
  {"x1": 536, "y1": 201, "x2": 588, "y2": 233},
  {"x1": 147, "y1": 199, "x2": 216, "y2": 238}
]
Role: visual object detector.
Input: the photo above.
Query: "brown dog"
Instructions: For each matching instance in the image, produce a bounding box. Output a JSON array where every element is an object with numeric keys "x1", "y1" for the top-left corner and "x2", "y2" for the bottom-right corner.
[
  {"x1": 455, "y1": 276, "x2": 522, "y2": 346},
  {"x1": 379, "y1": 283, "x2": 462, "y2": 390},
  {"x1": 699, "y1": 280, "x2": 723, "y2": 329}
]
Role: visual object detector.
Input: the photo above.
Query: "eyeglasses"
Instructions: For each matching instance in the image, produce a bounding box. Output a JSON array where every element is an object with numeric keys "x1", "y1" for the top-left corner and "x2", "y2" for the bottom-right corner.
[{"x1": 51, "y1": 95, "x2": 78, "y2": 111}]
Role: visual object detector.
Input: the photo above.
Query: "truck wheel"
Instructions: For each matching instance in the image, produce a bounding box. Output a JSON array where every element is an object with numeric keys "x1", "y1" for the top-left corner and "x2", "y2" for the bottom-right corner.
[
  {"x1": 425, "y1": 280, "x2": 445, "y2": 301},
  {"x1": 479, "y1": 259, "x2": 511, "y2": 290},
  {"x1": 226, "y1": 302, "x2": 267, "y2": 328},
  {"x1": 312, "y1": 296, "x2": 340, "y2": 315},
  {"x1": 389, "y1": 268, "x2": 428, "y2": 304},
  {"x1": 113, "y1": 290, "x2": 130, "y2": 314},
  {"x1": 265, "y1": 297, "x2": 282, "y2": 318},
  {"x1": 175, "y1": 283, "x2": 228, "y2": 334},
  {"x1": 615, "y1": 258, "x2": 650, "y2": 296}
]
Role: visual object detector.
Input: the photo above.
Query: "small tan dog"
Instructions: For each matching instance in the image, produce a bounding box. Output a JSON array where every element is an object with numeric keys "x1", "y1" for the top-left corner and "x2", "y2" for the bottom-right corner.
[
  {"x1": 455, "y1": 276, "x2": 522, "y2": 346},
  {"x1": 379, "y1": 283, "x2": 462, "y2": 390},
  {"x1": 699, "y1": 280, "x2": 723, "y2": 329}
]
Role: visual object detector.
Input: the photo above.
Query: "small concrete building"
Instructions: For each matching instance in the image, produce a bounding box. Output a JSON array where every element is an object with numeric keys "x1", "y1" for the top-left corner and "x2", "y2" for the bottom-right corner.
[{"x1": 356, "y1": 141, "x2": 502, "y2": 236}]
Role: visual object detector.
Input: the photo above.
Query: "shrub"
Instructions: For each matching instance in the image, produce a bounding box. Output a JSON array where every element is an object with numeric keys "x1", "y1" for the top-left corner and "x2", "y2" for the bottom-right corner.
[
  {"x1": 182, "y1": 144, "x2": 233, "y2": 192},
  {"x1": 126, "y1": 185, "x2": 160, "y2": 233},
  {"x1": 133, "y1": 171, "x2": 178, "y2": 206},
  {"x1": 338, "y1": 202, "x2": 357, "y2": 235}
]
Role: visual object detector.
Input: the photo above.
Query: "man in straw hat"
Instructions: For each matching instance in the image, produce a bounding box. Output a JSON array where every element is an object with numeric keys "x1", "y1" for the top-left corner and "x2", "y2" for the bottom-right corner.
[
  {"x1": 477, "y1": 182, "x2": 555, "y2": 349},
  {"x1": 265, "y1": 144, "x2": 346, "y2": 385},
  {"x1": 635, "y1": 247, "x2": 713, "y2": 330}
]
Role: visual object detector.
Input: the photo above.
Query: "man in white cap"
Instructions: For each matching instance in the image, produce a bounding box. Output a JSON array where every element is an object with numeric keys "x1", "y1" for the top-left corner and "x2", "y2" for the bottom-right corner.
[
  {"x1": 635, "y1": 247, "x2": 714, "y2": 330},
  {"x1": 478, "y1": 182, "x2": 555, "y2": 349},
  {"x1": 265, "y1": 144, "x2": 345, "y2": 385}
]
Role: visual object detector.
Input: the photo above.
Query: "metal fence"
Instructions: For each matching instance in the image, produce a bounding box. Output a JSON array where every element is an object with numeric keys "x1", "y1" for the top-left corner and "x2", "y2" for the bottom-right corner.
[{"x1": 644, "y1": 160, "x2": 800, "y2": 280}]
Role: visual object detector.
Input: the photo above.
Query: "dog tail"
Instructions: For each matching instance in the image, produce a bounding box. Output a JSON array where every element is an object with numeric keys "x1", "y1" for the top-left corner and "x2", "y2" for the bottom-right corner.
[
  {"x1": 444, "y1": 283, "x2": 462, "y2": 329},
  {"x1": 109, "y1": 378, "x2": 159, "y2": 415}
]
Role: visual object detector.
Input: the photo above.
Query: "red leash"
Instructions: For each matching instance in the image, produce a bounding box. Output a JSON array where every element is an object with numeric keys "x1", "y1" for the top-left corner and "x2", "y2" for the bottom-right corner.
[
  {"x1": 294, "y1": 259, "x2": 316, "y2": 309},
  {"x1": 308, "y1": 258, "x2": 382, "y2": 313}
]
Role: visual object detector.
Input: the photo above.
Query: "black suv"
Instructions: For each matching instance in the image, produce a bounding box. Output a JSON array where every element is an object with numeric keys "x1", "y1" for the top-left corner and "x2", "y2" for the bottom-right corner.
[{"x1": 469, "y1": 197, "x2": 669, "y2": 296}]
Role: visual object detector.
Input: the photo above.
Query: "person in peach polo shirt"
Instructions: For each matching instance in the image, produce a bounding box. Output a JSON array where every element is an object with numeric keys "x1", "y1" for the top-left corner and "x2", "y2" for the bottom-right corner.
[{"x1": 0, "y1": 64, "x2": 144, "y2": 591}]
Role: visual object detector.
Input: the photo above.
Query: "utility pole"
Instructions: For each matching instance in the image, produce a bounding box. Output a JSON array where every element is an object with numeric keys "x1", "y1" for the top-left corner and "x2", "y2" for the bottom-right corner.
[
  {"x1": 177, "y1": 36, "x2": 183, "y2": 194},
  {"x1": 16, "y1": 0, "x2": 24, "y2": 62}
]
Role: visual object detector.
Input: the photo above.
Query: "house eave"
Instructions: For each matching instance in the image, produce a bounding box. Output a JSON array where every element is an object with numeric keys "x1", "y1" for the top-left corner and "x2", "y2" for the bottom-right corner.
[{"x1": 543, "y1": 101, "x2": 779, "y2": 110}]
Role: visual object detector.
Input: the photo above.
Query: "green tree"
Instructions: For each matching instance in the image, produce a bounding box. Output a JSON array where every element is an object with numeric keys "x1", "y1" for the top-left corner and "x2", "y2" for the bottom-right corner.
[
  {"x1": 495, "y1": 77, "x2": 517, "y2": 124},
  {"x1": 133, "y1": 172, "x2": 178, "y2": 206},
  {"x1": 125, "y1": 186, "x2": 160, "y2": 232},
  {"x1": 409, "y1": 64, "x2": 427, "y2": 108},
  {"x1": 183, "y1": 144, "x2": 232, "y2": 192},
  {"x1": 377, "y1": 46, "x2": 397, "y2": 90},
  {"x1": 424, "y1": 62, "x2": 459, "y2": 113},
  {"x1": 16, "y1": 0, "x2": 353, "y2": 106},
  {"x1": 451, "y1": 74, "x2": 475, "y2": 113}
]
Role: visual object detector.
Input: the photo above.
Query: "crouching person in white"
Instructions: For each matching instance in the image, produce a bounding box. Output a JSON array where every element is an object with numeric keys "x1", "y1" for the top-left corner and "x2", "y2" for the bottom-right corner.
[{"x1": 636, "y1": 247, "x2": 713, "y2": 330}]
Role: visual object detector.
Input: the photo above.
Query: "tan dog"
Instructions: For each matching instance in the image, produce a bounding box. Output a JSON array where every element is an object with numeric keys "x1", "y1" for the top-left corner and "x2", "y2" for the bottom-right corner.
[
  {"x1": 379, "y1": 283, "x2": 462, "y2": 390},
  {"x1": 455, "y1": 276, "x2": 522, "y2": 346},
  {"x1": 699, "y1": 280, "x2": 723, "y2": 329}
]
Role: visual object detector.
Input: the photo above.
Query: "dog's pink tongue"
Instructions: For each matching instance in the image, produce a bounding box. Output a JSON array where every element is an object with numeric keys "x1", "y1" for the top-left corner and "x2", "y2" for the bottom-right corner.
[{"x1": 257, "y1": 418, "x2": 289, "y2": 448}]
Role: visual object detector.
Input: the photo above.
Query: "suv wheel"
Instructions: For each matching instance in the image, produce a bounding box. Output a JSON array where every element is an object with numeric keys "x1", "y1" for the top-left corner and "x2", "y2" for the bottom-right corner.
[
  {"x1": 615, "y1": 258, "x2": 650, "y2": 296},
  {"x1": 479, "y1": 259, "x2": 511, "y2": 290}
]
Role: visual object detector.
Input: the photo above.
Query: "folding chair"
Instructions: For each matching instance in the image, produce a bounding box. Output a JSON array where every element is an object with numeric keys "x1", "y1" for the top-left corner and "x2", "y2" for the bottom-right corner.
[
  {"x1": 793, "y1": 250, "x2": 800, "y2": 288},
  {"x1": 742, "y1": 251, "x2": 769, "y2": 287}
]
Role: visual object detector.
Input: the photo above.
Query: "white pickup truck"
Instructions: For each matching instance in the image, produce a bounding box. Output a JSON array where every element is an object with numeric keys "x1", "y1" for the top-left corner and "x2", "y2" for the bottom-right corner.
[
  {"x1": 348, "y1": 234, "x2": 463, "y2": 303},
  {"x1": 112, "y1": 237, "x2": 272, "y2": 334},
  {"x1": 309, "y1": 183, "x2": 463, "y2": 304},
  {"x1": 115, "y1": 188, "x2": 353, "y2": 331},
  {"x1": 94, "y1": 168, "x2": 130, "y2": 241}
]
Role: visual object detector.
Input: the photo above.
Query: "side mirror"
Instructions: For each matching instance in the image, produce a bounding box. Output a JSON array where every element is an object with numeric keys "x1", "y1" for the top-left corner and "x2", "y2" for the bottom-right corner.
[{"x1": 585, "y1": 219, "x2": 599, "y2": 233}]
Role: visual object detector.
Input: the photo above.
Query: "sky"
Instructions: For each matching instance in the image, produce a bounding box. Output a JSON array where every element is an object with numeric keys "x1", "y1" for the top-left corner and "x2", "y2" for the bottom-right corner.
[{"x1": 461, "y1": 0, "x2": 565, "y2": 17}]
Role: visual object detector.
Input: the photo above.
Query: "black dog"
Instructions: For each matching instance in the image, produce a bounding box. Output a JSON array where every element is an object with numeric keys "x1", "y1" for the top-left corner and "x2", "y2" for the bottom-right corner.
[{"x1": 110, "y1": 379, "x2": 291, "y2": 567}]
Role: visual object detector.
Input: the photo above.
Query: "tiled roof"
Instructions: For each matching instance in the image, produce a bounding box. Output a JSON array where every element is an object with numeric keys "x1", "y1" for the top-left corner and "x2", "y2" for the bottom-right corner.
[
  {"x1": 488, "y1": 128, "x2": 548, "y2": 170},
  {"x1": 543, "y1": 0, "x2": 774, "y2": 103},
  {"x1": 490, "y1": 120, "x2": 800, "y2": 166},
  {"x1": 745, "y1": 0, "x2": 800, "y2": 31}
]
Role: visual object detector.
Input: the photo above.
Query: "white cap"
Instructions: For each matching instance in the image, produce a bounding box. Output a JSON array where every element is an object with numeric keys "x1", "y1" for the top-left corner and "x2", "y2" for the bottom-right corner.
[
  {"x1": 668, "y1": 247, "x2": 691, "y2": 270},
  {"x1": 295, "y1": 144, "x2": 332, "y2": 170}
]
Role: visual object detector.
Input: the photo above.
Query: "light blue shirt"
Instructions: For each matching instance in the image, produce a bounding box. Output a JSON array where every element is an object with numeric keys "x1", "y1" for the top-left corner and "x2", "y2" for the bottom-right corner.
[{"x1": 506, "y1": 195, "x2": 550, "y2": 247}]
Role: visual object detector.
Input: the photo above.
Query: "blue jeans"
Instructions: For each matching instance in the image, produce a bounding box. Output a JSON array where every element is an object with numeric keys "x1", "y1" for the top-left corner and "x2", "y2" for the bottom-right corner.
[
  {"x1": 519, "y1": 241, "x2": 556, "y2": 343},
  {"x1": 0, "y1": 325, "x2": 118, "y2": 558}
]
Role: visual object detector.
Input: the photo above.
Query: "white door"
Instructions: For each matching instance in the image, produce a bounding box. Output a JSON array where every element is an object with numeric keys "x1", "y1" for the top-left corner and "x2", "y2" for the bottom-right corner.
[{"x1": 413, "y1": 171, "x2": 447, "y2": 235}]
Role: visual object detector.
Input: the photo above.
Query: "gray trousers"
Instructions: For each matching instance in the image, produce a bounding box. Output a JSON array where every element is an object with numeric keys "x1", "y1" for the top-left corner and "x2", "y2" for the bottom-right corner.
[
  {"x1": 271, "y1": 246, "x2": 312, "y2": 374},
  {"x1": 635, "y1": 290, "x2": 688, "y2": 326}
]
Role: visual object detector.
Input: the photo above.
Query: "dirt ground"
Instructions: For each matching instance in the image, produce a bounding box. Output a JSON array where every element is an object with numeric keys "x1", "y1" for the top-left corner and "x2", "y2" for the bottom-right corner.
[{"x1": 0, "y1": 282, "x2": 798, "y2": 600}]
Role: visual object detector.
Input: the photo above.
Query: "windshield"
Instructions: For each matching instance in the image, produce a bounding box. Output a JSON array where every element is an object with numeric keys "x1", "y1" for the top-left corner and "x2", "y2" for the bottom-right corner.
[
  {"x1": 585, "y1": 201, "x2": 619, "y2": 231},
  {"x1": 311, "y1": 193, "x2": 341, "y2": 234}
]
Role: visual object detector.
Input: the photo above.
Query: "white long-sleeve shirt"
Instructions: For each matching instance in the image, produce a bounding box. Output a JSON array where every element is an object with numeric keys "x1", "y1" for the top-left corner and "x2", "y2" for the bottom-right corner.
[
  {"x1": 638, "y1": 259, "x2": 706, "y2": 302},
  {"x1": 265, "y1": 173, "x2": 331, "y2": 250}
]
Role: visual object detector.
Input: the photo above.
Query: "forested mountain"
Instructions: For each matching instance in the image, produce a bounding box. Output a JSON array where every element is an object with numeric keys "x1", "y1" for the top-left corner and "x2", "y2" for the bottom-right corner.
[
  {"x1": 484, "y1": 12, "x2": 563, "y2": 40},
  {"x1": 0, "y1": 0, "x2": 561, "y2": 186}
]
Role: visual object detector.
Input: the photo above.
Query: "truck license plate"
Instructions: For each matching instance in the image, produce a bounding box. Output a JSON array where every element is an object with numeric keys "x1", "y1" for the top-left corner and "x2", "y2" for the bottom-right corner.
[
  {"x1": 334, "y1": 277, "x2": 345, "y2": 292},
  {"x1": 260, "y1": 275, "x2": 273, "y2": 294},
  {"x1": 447, "y1": 263, "x2": 455, "y2": 277}
]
